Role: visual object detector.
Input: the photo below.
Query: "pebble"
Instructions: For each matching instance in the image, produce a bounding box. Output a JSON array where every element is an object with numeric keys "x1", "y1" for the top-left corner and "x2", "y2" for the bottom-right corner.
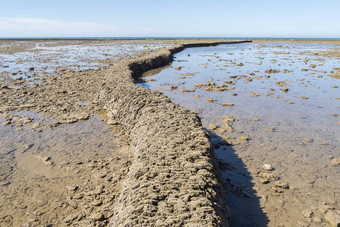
[
  {"x1": 331, "y1": 157, "x2": 340, "y2": 166},
  {"x1": 238, "y1": 136, "x2": 249, "y2": 142},
  {"x1": 222, "y1": 102, "x2": 234, "y2": 106},
  {"x1": 324, "y1": 211, "x2": 340, "y2": 227},
  {"x1": 262, "y1": 164, "x2": 273, "y2": 171},
  {"x1": 302, "y1": 209, "x2": 313, "y2": 218},
  {"x1": 66, "y1": 185, "x2": 79, "y2": 191},
  {"x1": 90, "y1": 213, "x2": 105, "y2": 221},
  {"x1": 206, "y1": 97, "x2": 217, "y2": 103},
  {"x1": 304, "y1": 138, "x2": 313, "y2": 142},
  {"x1": 296, "y1": 220, "x2": 310, "y2": 227},
  {"x1": 64, "y1": 214, "x2": 78, "y2": 223},
  {"x1": 312, "y1": 216, "x2": 323, "y2": 223}
]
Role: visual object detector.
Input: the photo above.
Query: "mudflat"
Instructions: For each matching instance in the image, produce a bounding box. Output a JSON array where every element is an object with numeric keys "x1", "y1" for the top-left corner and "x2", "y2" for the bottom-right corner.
[{"x1": 0, "y1": 39, "x2": 339, "y2": 227}]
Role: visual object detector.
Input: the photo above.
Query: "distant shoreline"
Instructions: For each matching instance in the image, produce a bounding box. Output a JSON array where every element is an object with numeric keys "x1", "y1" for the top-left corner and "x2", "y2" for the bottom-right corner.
[{"x1": 0, "y1": 37, "x2": 339, "y2": 41}]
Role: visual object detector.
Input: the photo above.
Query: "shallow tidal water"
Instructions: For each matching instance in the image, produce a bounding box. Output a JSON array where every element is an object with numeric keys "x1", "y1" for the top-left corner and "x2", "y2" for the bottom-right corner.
[{"x1": 139, "y1": 42, "x2": 340, "y2": 226}]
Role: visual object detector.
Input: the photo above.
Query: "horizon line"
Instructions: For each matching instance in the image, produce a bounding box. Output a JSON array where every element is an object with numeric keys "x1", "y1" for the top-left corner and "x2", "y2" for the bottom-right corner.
[{"x1": 0, "y1": 36, "x2": 340, "y2": 40}]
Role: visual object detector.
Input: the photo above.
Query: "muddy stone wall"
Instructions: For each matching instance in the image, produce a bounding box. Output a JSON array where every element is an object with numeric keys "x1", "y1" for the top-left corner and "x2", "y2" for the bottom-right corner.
[{"x1": 98, "y1": 41, "x2": 250, "y2": 226}]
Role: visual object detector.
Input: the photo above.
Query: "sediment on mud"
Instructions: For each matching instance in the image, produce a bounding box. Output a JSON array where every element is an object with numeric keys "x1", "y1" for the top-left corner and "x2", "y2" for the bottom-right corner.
[{"x1": 98, "y1": 41, "x2": 250, "y2": 226}]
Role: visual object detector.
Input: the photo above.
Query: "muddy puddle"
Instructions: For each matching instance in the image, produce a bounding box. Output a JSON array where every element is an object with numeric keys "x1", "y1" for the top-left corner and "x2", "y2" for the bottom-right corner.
[{"x1": 139, "y1": 42, "x2": 340, "y2": 226}]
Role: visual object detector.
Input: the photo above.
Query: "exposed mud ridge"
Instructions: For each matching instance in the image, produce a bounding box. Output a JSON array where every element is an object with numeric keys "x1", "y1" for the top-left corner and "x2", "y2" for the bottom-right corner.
[{"x1": 97, "y1": 41, "x2": 250, "y2": 226}]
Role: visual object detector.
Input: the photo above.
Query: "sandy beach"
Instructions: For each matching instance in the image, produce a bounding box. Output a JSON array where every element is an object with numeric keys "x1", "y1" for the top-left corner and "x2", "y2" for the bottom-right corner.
[{"x1": 0, "y1": 39, "x2": 339, "y2": 226}]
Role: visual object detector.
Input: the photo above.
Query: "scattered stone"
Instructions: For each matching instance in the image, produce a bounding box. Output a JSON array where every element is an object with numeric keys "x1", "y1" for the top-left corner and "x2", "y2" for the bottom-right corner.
[
  {"x1": 276, "y1": 81, "x2": 287, "y2": 87},
  {"x1": 274, "y1": 181, "x2": 289, "y2": 189},
  {"x1": 280, "y1": 88, "x2": 289, "y2": 93},
  {"x1": 298, "y1": 96, "x2": 309, "y2": 99},
  {"x1": 206, "y1": 97, "x2": 217, "y2": 103},
  {"x1": 90, "y1": 213, "x2": 105, "y2": 221},
  {"x1": 265, "y1": 69, "x2": 280, "y2": 74},
  {"x1": 304, "y1": 138, "x2": 313, "y2": 142},
  {"x1": 208, "y1": 124, "x2": 219, "y2": 131},
  {"x1": 331, "y1": 86, "x2": 338, "y2": 88},
  {"x1": 238, "y1": 136, "x2": 249, "y2": 142},
  {"x1": 331, "y1": 157, "x2": 340, "y2": 166},
  {"x1": 320, "y1": 142, "x2": 329, "y2": 145},
  {"x1": 237, "y1": 63, "x2": 244, "y2": 66},
  {"x1": 302, "y1": 209, "x2": 314, "y2": 218},
  {"x1": 309, "y1": 64, "x2": 317, "y2": 68},
  {"x1": 324, "y1": 211, "x2": 340, "y2": 227},
  {"x1": 222, "y1": 103, "x2": 234, "y2": 106},
  {"x1": 29, "y1": 67, "x2": 35, "y2": 71},
  {"x1": 312, "y1": 216, "x2": 323, "y2": 223},
  {"x1": 265, "y1": 128, "x2": 276, "y2": 132},
  {"x1": 175, "y1": 66, "x2": 183, "y2": 71},
  {"x1": 296, "y1": 220, "x2": 310, "y2": 227},
  {"x1": 66, "y1": 185, "x2": 79, "y2": 191},
  {"x1": 262, "y1": 164, "x2": 273, "y2": 171},
  {"x1": 64, "y1": 214, "x2": 78, "y2": 223},
  {"x1": 253, "y1": 118, "x2": 260, "y2": 121}
]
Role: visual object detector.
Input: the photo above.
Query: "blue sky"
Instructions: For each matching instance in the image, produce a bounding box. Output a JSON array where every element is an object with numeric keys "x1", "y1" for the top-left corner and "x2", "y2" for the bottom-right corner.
[{"x1": 0, "y1": 0, "x2": 339, "y2": 38}]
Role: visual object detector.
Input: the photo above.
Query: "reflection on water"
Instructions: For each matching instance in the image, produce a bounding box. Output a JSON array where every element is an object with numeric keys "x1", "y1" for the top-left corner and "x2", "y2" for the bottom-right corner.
[
  {"x1": 139, "y1": 42, "x2": 340, "y2": 226},
  {"x1": 0, "y1": 40, "x2": 170, "y2": 79}
]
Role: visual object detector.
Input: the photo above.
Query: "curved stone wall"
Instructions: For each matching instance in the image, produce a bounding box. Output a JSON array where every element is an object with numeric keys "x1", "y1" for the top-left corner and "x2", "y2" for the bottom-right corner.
[{"x1": 98, "y1": 41, "x2": 251, "y2": 226}]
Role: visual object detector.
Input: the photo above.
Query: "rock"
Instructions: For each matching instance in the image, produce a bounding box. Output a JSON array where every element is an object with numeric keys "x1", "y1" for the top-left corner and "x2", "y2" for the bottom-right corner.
[
  {"x1": 107, "y1": 118, "x2": 119, "y2": 125},
  {"x1": 304, "y1": 138, "x2": 313, "y2": 142},
  {"x1": 298, "y1": 96, "x2": 309, "y2": 99},
  {"x1": 222, "y1": 102, "x2": 234, "y2": 106},
  {"x1": 237, "y1": 63, "x2": 244, "y2": 66},
  {"x1": 276, "y1": 81, "x2": 287, "y2": 87},
  {"x1": 208, "y1": 124, "x2": 219, "y2": 131},
  {"x1": 262, "y1": 164, "x2": 273, "y2": 171},
  {"x1": 309, "y1": 64, "x2": 317, "y2": 68},
  {"x1": 206, "y1": 97, "x2": 216, "y2": 103},
  {"x1": 320, "y1": 142, "x2": 329, "y2": 145},
  {"x1": 175, "y1": 66, "x2": 183, "y2": 71},
  {"x1": 66, "y1": 185, "x2": 79, "y2": 191},
  {"x1": 90, "y1": 213, "x2": 104, "y2": 221},
  {"x1": 296, "y1": 220, "x2": 310, "y2": 227},
  {"x1": 259, "y1": 178, "x2": 270, "y2": 184},
  {"x1": 280, "y1": 88, "x2": 289, "y2": 93},
  {"x1": 312, "y1": 216, "x2": 323, "y2": 223},
  {"x1": 331, "y1": 157, "x2": 340, "y2": 166},
  {"x1": 331, "y1": 85, "x2": 338, "y2": 88},
  {"x1": 64, "y1": 214, "x2": 78, "y2": 223},
  {"x1": 265, "y1": 69, "x2": 280, "y2": 74},
  {"x1": 73, "y1": 194, "x2": 84, "y2": 199},
  {"x1": 253, "y1": 118, "x2": 260, "y2": 121},
  {"x1": 29, "y1": 67, "x2": 35, "y2": 71},
  {"x1": 238, "y1": 136, "x2": 249, "y2": 142},
  {"x1": 302, "y1": 209, "x2": 314, "y2": 218},
  {"x1": 324, "y1": 211, "x2": 340, "y2": 227}
]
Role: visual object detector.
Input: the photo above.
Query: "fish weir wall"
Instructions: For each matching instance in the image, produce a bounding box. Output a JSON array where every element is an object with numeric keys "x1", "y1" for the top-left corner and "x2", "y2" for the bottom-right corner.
[{"x1": 98, "y1": 40, "x2": 251, "y2": 226}]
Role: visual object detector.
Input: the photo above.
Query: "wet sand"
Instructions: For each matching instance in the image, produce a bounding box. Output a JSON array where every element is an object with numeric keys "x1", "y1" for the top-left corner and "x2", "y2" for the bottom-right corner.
[
  {"x1": 1, "y1": 39, "x2": 339, "y2": 226},
  {"x1": 0, "y1": 39, "x2": 242, "y2": 226}
]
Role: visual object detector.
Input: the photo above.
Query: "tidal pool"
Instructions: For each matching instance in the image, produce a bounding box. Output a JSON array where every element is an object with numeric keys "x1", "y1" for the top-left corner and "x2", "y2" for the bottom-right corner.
[{"x1": 139, "y1": 42, "x2": 340, "y2": 226}]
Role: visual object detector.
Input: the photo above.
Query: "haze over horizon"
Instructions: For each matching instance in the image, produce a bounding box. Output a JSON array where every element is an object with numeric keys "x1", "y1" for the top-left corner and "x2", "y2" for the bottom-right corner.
[{"x1": 0, "y1": 0, "x2": 339, "y2": 38}]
